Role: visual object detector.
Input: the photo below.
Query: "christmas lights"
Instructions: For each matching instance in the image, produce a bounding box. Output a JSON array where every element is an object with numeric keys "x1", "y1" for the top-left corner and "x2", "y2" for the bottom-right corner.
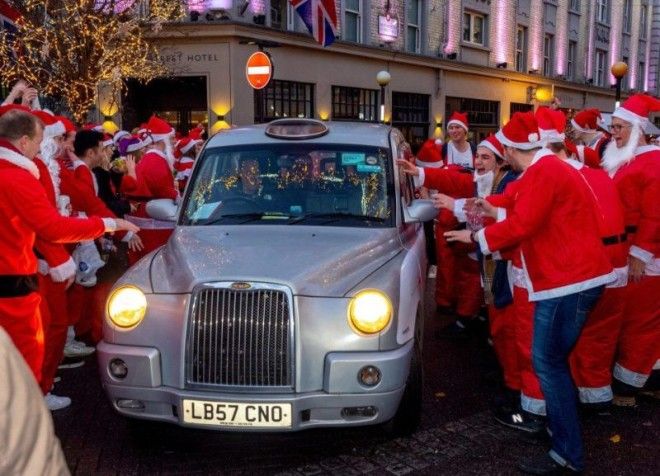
[{"x1": 0, "y1": 0, "x2": 192, "y2": 122}]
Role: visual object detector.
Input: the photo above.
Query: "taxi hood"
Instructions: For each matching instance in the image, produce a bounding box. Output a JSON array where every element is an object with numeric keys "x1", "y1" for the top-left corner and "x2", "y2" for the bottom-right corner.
[{"x1": 149, "y1": 225, "x2": 401, "y2": 296}]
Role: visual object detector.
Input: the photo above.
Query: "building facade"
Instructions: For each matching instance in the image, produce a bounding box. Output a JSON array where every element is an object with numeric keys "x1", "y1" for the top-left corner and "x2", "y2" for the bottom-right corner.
[{"x1": 97, "y1": 0, "x2": 659, "y2": 146}]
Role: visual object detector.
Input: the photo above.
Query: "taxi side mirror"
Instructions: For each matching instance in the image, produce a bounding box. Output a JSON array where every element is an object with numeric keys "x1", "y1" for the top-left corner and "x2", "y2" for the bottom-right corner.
[
  {"x1": 404, "y1": 199, "x2": 437, "y2": 224},
  {"x1": 145, "y1": 199, "x2": 179, "y2": 222}
]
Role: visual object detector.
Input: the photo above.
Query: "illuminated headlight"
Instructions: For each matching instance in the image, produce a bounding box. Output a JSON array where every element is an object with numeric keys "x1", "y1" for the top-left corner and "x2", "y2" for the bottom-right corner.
[
  {"x1": 348, "y1": 290, "x2": 392, "y2": 334},
  {"x1": 107, "y1": 286, "x2": 147, "y2": 329}
]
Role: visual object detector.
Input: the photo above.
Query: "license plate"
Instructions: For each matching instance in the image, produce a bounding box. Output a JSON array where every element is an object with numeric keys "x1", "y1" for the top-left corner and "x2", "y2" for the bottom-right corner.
[{"x1": 182, "y1": 399, "x2": 292, "y2": 428}]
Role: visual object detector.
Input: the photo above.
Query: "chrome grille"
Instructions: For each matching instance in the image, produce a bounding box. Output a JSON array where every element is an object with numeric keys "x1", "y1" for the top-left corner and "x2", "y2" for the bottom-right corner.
[{"x1": 186, "y1": 285, "x2": 293, "y2": 388}]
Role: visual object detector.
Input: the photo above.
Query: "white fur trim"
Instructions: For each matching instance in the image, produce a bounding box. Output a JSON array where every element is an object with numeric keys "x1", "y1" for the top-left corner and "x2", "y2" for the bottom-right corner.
[
  {"x1": 415, "y1": 159, "x2": 443, "y2": 168},
  {"x1": 49, "y1": 257, "x2": 76, "y2": 282},
  {"x1": 37, "y1": 259, "x2": 49, "y2": 276},
  {"x1": 151, "y1": 130, "x2": 174, "y2": 142},
  {"x1": 539, "y1": 128, "x2": 565, "y2": 144},
  {"x1": 565, "y1": 158, "x2": 585, "y2": 170},
  {"x1": 570, "y1": 118, "x2": 594, "y2": 133},
  {"x1": 496, "y1": 207, "x2": 506, "y2": 222},
  {"x1": 612, "y1": 107, "x2": 648, "y2": 127},
  {"x1": 577, "y1": 385, "x2": 613, "y2": 404},
  {"x1": 180, "y1": 140, "x2": 200, "y2": 154},
  {"x1": 43, "y1": 121, "x2": 66, "y2": 138},
  {"x1": 0, "y1": 146, "x2": 40, "y2": 178},
  {"x1": 478, "y1": 140, "x2": 503, "y2": 159},
  {"x1": 102, "y1": 217, "x2": 117, "y2": 232},
  {"x1": 496, "y1": 129, "x2": 544, "y2": 150},
  {"x1": 613, "y1": 362, "x2": 648, "y2": 388},
  {"x1": 434, "y1": 139, "x2": 443, "y2": 145},
  {"x1": 447, "y1": 119, "x2": 468, "y2": 131},
  {"x1": 476, "y1": 228, "x2": 491, "y2": 255},
  {"x1": 629, "y1": 245, "x2": 654, "y2": 264},
  {"x1": 113, "y1": 131, "x2": 130, "y2": 145},
  {"x1": 606, "y1": 266, "x2": 629, "y2": 288}
]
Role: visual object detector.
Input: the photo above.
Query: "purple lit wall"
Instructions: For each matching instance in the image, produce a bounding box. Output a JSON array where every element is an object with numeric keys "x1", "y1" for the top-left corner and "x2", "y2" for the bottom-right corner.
[
  {"x1": 528, "y1": 0, "x2": 544, "y2": 71},
  {"x1": 554, "y1": 0, "x2": 568, "y2": 76},
  {"x1": 586, "y1": 4, "x2": 595, "y2": 79},
  {"x1": 608, "y1": 4, "x2": 623, "y2": 84},
  {"x1": 187, "y1": 0, "x2": 233, "y2": 12},
  {"x1": 444, "y1": 0, "x2": 460, "y2": 54},
  {"x1": 492, "y1": 0, "x2": 514, "y2": 64},
  {"x1": 250, "y1": 0, "x2": 266, "y2": 15}
]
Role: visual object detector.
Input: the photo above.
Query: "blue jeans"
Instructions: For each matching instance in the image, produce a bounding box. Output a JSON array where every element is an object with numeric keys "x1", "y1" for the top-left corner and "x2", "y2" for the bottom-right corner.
[{"x1": 532, "y1": 286, "x2": 604, "y2": 471}]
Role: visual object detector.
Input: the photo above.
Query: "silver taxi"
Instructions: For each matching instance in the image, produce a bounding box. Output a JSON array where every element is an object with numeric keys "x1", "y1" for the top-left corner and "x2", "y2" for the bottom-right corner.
[{"x1": 98, "y1": 119, "x2": 436, "y2": 433}]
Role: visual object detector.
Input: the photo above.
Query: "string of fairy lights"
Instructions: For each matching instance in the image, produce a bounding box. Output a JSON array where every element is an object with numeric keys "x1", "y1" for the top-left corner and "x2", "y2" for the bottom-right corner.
[{"x1": 0, "y1": 0, "x2": 191, "y2": 122}]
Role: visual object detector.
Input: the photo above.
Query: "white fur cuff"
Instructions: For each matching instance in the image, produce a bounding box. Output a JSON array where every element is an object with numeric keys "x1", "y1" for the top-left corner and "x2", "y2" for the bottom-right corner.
[{"x1": 49, "y1": 257, "x2": 76, "y2": 282}]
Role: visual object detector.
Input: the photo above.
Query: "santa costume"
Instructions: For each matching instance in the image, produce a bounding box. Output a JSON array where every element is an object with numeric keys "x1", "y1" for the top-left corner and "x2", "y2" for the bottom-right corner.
[{"x1": 601, "y1": 94, "x2": 660, "y2": 400}]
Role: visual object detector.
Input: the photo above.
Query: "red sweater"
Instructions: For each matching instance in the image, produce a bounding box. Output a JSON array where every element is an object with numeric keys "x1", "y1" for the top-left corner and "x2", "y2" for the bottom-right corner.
[{"x1": 476, "y1": 150, "x2": 614, "y2": 301}]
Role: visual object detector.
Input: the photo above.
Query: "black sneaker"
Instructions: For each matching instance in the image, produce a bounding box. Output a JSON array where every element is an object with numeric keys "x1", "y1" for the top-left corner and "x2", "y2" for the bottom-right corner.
[
  {"x1": 493, "y1": 407, "x2": 546, "y2": 434},
  {"x1": 579, "y1": 401, "x2": 612, "y2": 417},
  {"x1": 518, "y1": 453, "x2": 582, "y2": 475}
]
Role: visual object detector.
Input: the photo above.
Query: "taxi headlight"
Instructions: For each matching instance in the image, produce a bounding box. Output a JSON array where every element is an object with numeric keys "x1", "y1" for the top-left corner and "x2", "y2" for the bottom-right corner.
[
  {"x1": 107, "y1": 286, "x2": 147, "y2": 329},
  {"x1": 348, "y1": 290, "x2": 392, "y2": 334}
]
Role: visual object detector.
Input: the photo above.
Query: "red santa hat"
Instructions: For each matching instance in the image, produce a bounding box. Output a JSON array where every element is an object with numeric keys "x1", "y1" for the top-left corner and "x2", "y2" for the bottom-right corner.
[
  {"x1": 415, "y1": 139, "x2": 443, "y2": 168},
  {"x1": 536, "y1": 106, "x2": 566, "y2": 144},
  {"x1": 146, "y1": 115, "x2": 175, "y2": 142},
  {"x1": 570, "y1": 108, "x2": 605, "y2": 133},
  {"x1": 495, "y1": 111, "x2": 543, "y2": 150},
  {"x1": 101, "y1": 133, "x2": 114, "y2": 148},
  {"x1": 56, "y1": 116, "x2": 76, "y2": 134},
  {"x1": 477, "y1": 134, "x2": 504, "y2": 160},
  {"x1": 612, "y1": 93, "x2": 660, "y2": 128},
  {"x1": 176, "y1": 137, "x2": 202, "y2": 156},
  {"x1": 31, "y1": 110, "x2": 66, "y2": 138},
  {"x1": 565, "y1": 139, "x2": 600, "y2": 168},
  {"x1": 0, "y1": 103, "x2": 32, "y2": 117},
  {"x1": 447, "y1": 111, "x2": 469, "y2": 131},
  {"x1": 188, "y1": 125, "x2": 205, "y2": 141},
  {"x1": 82, "y1": 123, "x2": 105, "y2": 133}
]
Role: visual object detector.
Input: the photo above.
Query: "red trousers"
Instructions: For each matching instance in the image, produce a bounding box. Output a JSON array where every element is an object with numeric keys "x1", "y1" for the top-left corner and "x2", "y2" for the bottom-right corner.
[
  {"x1": 489, "y1": 302, "x2": 521, "y2": 390},
  {"x1": 614, "y1": 275, "x2": 660, "y2": 388},
  {"x1": 68, "y1": 282, "x2": 110, "y2": 345},
  {"x1": 38, "y1": 276, "x2": 71, "y2": 394},
  {"x1": 0, "y1": 293, "x2": 44, "y2": 383},
  {"x1": 570, "y1": 286, "x2": 626, "y2": 403},
  {"x1": 434, "y1": 225, "x2": 483, "y2": 316},
  {"x1": 127, "y1": 228, "x2": 172, "y2": 266},
  {"x1": 513, "y1": 285, "x2": 545, "y2": 415},
  {"x1": 434, "y1": 224, "x2": 456, "y2": 308}
]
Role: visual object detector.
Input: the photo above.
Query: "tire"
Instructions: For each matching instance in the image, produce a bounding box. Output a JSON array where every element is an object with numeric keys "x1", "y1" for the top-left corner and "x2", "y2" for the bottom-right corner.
[{"x1": 383, "y1": 307, "x2": 424, "y2": 437}]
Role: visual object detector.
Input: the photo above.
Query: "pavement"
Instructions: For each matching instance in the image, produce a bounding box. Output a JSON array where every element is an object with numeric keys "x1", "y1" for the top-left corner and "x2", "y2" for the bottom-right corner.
[{"x1": 51, "y1": 279, "x2": 659, "y2": 475}]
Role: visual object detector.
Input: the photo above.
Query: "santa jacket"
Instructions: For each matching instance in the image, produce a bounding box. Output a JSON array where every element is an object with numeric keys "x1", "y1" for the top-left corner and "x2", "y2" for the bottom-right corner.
[
  {"x1": 416, "y1": 164, "x2": 473, "y2": 230},
  {"x1": 122, "y1": 149, "x2": 178, "y2": 200},
  {"x1": 611, "y1": 145, "x2": 660, "y2": 275},
  {"x1": 566, "y1": 159, "x2": 628, "y2": 286},
  {"x1": 475, "y1": 149, "x2": 615, "y2": 301},
  {"x1": 0, "y1": 143, "x2": 107, "y2": 278}
]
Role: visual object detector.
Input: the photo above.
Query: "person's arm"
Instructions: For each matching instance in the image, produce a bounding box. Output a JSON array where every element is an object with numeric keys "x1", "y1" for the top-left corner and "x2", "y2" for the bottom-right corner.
[
  {"x1": 421, "y1": 166, "x2": 473, "y2": 198},
  {"x1": 33, "y1": 238, "x2": 75, "y2": 284}
]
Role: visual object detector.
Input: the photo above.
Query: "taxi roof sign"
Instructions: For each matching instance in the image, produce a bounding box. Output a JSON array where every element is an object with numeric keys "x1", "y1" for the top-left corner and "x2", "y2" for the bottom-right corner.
[
  {"x1": 265, "y1": 119, "x2": 329, "y2": 140},
  {"x1": 246, "y1": 51, "x2": 272, "y2": 90}
]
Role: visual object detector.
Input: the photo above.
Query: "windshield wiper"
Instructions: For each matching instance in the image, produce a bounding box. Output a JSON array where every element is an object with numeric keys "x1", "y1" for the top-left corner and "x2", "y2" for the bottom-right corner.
[
  {"x1": 288, "y1": 212, "x2": 385, "y2": 225},
  {"x1": 203, "y1": 213, "x2": 269, "y2": 225}
]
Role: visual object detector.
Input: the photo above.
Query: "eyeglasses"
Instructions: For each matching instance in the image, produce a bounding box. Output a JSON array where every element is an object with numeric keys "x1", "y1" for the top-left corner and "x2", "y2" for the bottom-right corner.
[{"x1": 609, "y1": 124, "x2": 630, "y2": 132}]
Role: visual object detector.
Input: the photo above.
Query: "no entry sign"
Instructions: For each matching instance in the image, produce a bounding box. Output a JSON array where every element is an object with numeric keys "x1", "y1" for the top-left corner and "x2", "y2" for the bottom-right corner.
[{"x1": 245, "y1": 51, "x2": 273, "y2": 90}]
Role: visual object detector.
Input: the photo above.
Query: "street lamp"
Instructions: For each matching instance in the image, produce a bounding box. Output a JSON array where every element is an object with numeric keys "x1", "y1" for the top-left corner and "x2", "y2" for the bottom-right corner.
[
  {"x1": 611, "y1": 61, "x2": 628, "y2": 109},
  {"x1": 376, "y1": 70, "x2": 391, "y2": 123}
]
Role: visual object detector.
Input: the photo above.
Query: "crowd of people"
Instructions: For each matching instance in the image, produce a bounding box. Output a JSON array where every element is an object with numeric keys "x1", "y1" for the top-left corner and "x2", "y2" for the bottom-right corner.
[
  {"x1": 399, "y1": 96, "x2": 659, "y2": 474},
  {"x1": 0, "y1": 76, "x2": 658, "y2": 475}
]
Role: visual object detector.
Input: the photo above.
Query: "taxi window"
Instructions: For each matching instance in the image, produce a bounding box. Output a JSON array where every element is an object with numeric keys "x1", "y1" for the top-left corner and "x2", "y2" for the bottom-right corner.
[{"x1": 181, "y1": 143, "x2": 394, "y2": 227}]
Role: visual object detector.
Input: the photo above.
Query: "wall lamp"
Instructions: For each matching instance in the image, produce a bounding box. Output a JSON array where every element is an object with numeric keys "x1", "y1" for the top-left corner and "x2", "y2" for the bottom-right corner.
[
  {"x1": 217, "y1": 114, "x2": 225, "y2": 121},
  {"x1": 528, "y1": 68, "x2": 539, "y2": 74},
  {"x1": 496, "y1": 62, "x2": 508, "y2": 69},
  {"x1": 190, "y1": 11, "x2": 200, "y2": 21},
  {"x1": 103, "y1": 115, "x2": 113, "y2": 121},
  {"x1": 435, "y1": 121, "x2": 442, "y2": 128}
]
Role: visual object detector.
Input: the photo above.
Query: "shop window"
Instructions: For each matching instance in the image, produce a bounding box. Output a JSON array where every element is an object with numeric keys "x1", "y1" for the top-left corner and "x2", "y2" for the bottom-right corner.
[
  {"x1": 254, "y1": 80, "x2": 315, "y2": 123},
  {"x1": 331, "y1": 86, "x2": 379, "y2": 122}
]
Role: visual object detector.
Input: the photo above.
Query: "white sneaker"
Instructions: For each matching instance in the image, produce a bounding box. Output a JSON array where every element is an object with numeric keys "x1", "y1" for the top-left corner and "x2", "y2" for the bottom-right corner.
[
  {"x1": 63, "y1": 340, "x2": 95, "y2": 358},
  {"x1": 58, "y1": 358, "x2": 85, "y2": 369},
  {"x1": 45, "y1": 393, "x2": 71, "y2": 411},
  {"x1": 427, "y1": 265, "x2": 437, "y2": 279}
]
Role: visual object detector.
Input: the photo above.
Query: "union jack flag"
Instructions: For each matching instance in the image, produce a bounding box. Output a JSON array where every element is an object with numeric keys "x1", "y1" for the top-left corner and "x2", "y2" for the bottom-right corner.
[{"x1": 288, "y1": 0, "x2": 338, "y2": 47}]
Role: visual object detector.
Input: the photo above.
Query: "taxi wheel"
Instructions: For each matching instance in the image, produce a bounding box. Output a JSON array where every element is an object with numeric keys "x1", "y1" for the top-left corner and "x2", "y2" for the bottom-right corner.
[{"x1": 383, "y1": 331, "x2": 423, "y2": 436}]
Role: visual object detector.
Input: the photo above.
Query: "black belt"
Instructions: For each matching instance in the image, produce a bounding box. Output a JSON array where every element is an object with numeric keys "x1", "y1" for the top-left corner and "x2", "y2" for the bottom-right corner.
[
  {"x1": 602, "y1": 233, "x2": 628, "y2": 246},
  {"x1": 625, "y1": 225, "x2": 638, "y2": 234},
  {"x1": 0, "y1": 274, "x2": 39, "y2": 298}
]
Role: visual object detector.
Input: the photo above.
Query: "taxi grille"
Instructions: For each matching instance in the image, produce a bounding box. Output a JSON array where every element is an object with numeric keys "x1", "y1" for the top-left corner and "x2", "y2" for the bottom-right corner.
[{"x1": 186, "y1": 286, "x2": 293, "y2": 388}]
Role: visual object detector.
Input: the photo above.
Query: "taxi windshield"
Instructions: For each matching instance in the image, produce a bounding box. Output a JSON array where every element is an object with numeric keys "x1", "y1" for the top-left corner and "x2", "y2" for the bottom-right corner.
[{"x1": 181, "y1": 144, "x2": 394, "y2": 227}]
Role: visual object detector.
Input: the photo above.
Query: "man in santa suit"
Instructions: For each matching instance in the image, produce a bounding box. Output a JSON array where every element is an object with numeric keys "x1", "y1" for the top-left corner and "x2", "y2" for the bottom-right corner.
[
  {"x1": 537, "y1": 107, "x2": 628, "y2": 411},
  {"x1": 121, "y1": 115, "x2": 179, "y2": 264},
  {"x1": 173, "y1": 135, "x2": 202, "y2": 193},
  {"x1": 0, "y1": 107, "x2": 139, "y2": 383},
  {"x1": 601, "y1": 94, "x2": 660, "y2": 406},
  {"x1": 445, "y1": 111, "x2": 615, "y2": 474},
  {"x1": 570, "y1": 108, "x2": 610, "y2": 167}
]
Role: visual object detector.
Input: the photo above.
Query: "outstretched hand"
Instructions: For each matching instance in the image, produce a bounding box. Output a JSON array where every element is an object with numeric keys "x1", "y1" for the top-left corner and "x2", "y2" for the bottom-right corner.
[{"x1": 396, "y1": 159, "x2": 419, "y2": 176}]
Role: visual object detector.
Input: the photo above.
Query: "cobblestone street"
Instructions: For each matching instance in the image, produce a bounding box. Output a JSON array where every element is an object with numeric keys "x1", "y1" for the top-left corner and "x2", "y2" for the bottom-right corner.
[{"x1": 52, "y1": 284, "x2": 659, "y2": 475}]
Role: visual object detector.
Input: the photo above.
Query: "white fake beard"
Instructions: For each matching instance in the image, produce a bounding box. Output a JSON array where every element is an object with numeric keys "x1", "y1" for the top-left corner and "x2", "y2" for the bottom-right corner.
[
  {"x1": 38, "y1": 137, "x2": 62, "y2": 201},
  {"x1": 601, "y1": 124, "x2": 642, "y2": 177},
  {"x1": 474, "y1": 170, "x2": 494, "y2": 198},
  {"x1": 164, "y1": 140, "x2": 176, "y2": 169}
]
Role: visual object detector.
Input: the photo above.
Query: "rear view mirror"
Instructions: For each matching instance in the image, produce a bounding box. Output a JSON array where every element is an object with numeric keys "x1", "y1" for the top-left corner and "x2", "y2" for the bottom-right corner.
[
  {"x1": 404, "y1": 199, "x2": 437, "y2": 223},
  {"x1": 145, "y1": 199, "x2": 179, "y2": 222}
]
